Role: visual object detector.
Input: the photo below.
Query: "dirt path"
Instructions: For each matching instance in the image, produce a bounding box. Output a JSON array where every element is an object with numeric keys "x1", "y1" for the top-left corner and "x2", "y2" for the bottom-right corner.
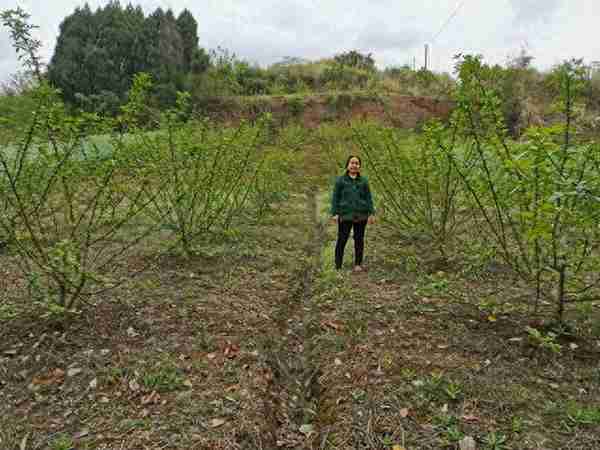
[{"x1": 243, "y1": 136, "x2": 336, "y2": 448}]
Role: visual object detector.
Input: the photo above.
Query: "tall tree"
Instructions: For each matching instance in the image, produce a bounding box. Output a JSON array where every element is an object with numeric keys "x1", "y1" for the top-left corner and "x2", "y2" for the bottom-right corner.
[
  {"x1": 48, "y1": 3, "x2": 96, "y2": 103},
  {"x1": 176, "y1": 9, "x2": 199, "y2": 74},
  {"x1": 47, "y1": 3, "x2": 206, "y2": 109}
]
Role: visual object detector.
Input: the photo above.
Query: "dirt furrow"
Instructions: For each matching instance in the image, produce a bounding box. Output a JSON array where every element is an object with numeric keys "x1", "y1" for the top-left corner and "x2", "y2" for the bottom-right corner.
[{"x1": 257, "y1": 187, "x2": 327, "y2": 449}]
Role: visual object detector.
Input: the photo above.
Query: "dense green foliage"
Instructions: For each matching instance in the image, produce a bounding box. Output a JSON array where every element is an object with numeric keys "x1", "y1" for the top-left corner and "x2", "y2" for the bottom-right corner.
[
  {"x1": 355, "y1": 123, "x2": 466, "y2": 256},
  {"x1": 0, "y1": 74, "x2": 293, "y2": 311},
  {"x1": 355, "y1": 55, "x2": 600, "y2": 323},
  {"x1": 47, "y1": 2, "x2": 209, "y2": 111}
]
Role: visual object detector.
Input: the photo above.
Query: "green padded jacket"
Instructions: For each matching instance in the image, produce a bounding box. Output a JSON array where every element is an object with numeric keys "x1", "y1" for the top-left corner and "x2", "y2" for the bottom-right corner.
[{"x1": 330, "y1": 173, "x2": 375, "y2": 221}]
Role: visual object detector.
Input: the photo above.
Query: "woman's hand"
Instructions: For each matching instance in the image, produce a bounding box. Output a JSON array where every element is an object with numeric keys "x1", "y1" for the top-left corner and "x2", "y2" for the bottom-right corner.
[
  {"x1": 368, "y1": 215, "x2": 375, "y2": 225},
  {"x1": 330, "y1": 215, "x2": 339, "y2": 224}
]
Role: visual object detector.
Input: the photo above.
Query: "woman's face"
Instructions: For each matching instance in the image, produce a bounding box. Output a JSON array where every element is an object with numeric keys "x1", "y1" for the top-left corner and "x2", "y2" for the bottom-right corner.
[{"x1": 347, "y1": 157, "x2": 361, "y2": 174}]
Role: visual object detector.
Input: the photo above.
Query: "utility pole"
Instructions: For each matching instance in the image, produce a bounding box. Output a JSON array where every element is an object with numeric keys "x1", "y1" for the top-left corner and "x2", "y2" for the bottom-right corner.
[{"x1": 424, "y1": 44, "x2": 429, "y2": 71}]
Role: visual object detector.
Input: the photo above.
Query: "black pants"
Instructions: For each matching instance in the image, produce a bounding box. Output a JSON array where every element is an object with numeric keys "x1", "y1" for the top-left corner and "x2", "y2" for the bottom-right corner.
[{"x1": 335, "y1": 219, "x2": 367, "y2": 269}]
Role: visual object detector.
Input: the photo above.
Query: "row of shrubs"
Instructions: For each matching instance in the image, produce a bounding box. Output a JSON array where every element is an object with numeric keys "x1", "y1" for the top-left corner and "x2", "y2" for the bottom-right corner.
[{"x1": 0, "y1": 74, "x2": 297, "y2": 313}]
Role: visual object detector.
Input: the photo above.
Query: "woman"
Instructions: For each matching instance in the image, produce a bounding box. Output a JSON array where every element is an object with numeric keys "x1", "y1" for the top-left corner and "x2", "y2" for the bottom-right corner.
[{"x1": 330, "y1": 155, "x2": 375, "y2": 271}]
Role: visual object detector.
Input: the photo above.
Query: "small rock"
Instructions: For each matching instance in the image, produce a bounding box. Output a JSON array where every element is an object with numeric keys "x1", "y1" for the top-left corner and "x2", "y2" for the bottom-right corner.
[
  {"x1": 334, "y1": 358, "x2": 342, "y2": 366},
  {"x1": 569, "y1": 343, "x2": 579, "y2": 350},
  {"x1": 183, "y1": 379, "x2": 193, "y2": 388},
  {"x1": 129, "y1": 379, "x2": 140, "y2": 392},
  {"x1": 89, "y1": 378, "x2": 98, "y2": 389},
  {"x1": 3, "y1": 349, "x2": 18, "y2": 356},
  {"x1": 100, "y1": 349, "x2": 110, "y2": 356},
  {"x1": 460, "y1": 436, "x2": 477, "y2": 450},
  {"x1": 67, "y1": 368, "x2": 83, "y2": 377},
  {"x1": 299, "y1": 424, "x2": 314, "y2": 436},
  {"x1": 127, "y1": 327, "x2": 139, "y2": 338},
  {"x1": 100, "y1": 396, "x2": 110, "y2": 403}
]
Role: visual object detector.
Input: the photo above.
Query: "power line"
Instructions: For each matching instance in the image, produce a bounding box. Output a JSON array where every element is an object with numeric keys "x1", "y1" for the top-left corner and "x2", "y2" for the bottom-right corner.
[
  {"x1": 431, "y1": 0, "x2": 467, "y2": 44},
  {"x1": 423, "y1": 0, "x2": 467, "y2": 71}
]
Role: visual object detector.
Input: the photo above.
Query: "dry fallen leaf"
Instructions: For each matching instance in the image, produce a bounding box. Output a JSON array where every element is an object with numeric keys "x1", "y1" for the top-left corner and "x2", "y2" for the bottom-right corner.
[
  {"x1": 129, "y1": 379, "x2": 140, "y2": 392},
  {"x1": 322, "y1": 320, "x2": 343, "y2": 331},
  {"x1": 73, "y1": 429, "x2": 89, "y2": 439},
  {"x1": 223, "y1": 342, "x2": 240, "y2": 359},
  {"x1": 461, "y1": 414, "x2": 480, "y2": 422},
  {"x1": 141, "y1": 391, "x2": 160, "y2": 405},
  {"x1": 209, "y1": 418, "x2": 226, "y2": 428}
]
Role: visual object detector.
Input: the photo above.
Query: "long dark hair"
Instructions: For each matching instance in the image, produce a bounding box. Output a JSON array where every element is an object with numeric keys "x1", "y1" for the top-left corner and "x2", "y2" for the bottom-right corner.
[{"x1": 344, "y1": 155, "x2": 362, "y2": 174}]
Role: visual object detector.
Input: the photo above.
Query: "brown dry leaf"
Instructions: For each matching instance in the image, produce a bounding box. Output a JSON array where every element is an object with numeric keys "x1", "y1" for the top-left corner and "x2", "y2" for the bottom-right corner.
[
  {"x1": 129, "y1": 379, "x2": 140, "y2": 392},
  {"x1": 141, "y1": 391, "x2": 160, "y2": 405},
  {"x1": 33, "y1": 369, "x2": 65, "y2": 386},
  {"x1": 400, "y1": 408, "x2": 409, "y2": 418},
  {"x1": 322, "y1": 320, "x2": 343, "y2": 331},
  {"x1": 223, "y1": 342, "x2": 240, "y2": 359},
  {"x1": 209, "y1": 418, "x2": 226, "y2": 428},
  {"x1": 461, "y1": 414, "x2": 480, "y2": 422},
  {"x1": 73, "y1": 429, "x2": 89, "y2": 439}
]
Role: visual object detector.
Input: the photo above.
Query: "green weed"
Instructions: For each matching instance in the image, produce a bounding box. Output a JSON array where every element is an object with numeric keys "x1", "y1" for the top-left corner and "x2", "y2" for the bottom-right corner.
[
  {"x1": 141, "y1": 366, "x2": 184, "y2": 392},
  {"x1": 50, "y1": 434, "x2": 74, "y2": 450}
]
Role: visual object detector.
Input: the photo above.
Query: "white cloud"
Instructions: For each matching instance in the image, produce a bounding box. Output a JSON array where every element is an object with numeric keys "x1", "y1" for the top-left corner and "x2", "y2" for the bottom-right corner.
[
  {"x1": 0, "y1": 0, "x2": 598, "y2": 82},
  {"x1": 509, "y1": 0, "x2": 561, "y2": 26}
]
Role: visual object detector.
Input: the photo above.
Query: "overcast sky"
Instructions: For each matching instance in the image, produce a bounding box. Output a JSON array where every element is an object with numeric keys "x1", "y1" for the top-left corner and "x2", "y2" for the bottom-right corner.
[{"x1": 1, "y1": 0, "x2": 599, "y2": 83}]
